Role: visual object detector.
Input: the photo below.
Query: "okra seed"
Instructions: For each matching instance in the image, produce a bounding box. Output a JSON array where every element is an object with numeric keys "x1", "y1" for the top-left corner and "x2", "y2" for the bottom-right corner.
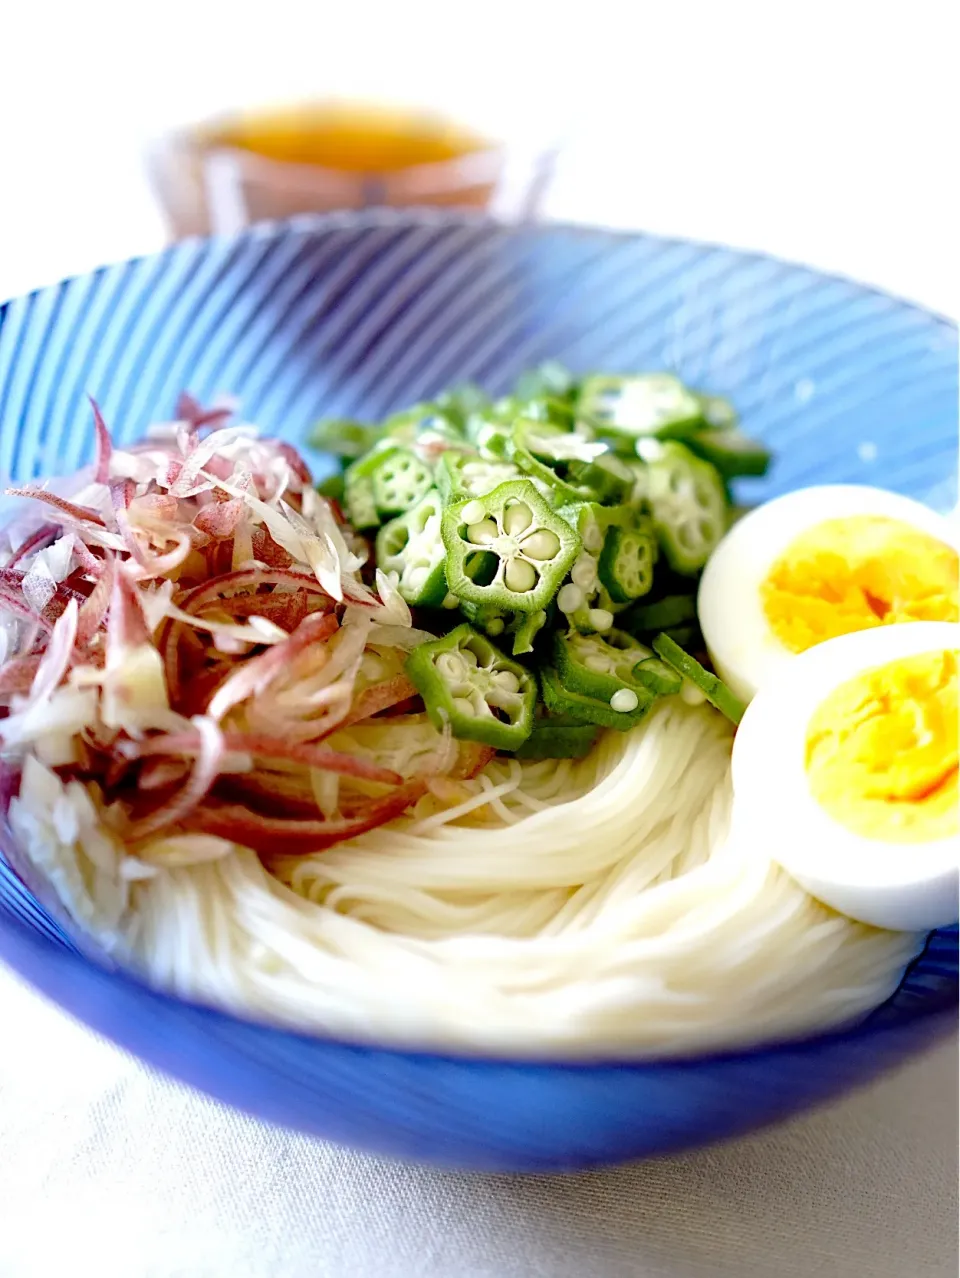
[
  {"x1": 520, "y1": 529, "x2": 561, "y2": 560},
  {"x1": 571, "y1": 555, "x2": 598, "y2": 590},
  {"x1": 467, "y1": 519, "x2": 498, "y2": 545},
  {"x1": 610, "y1": 688, "x2": 639, "y2": 712},
  {"x1": 452, "y1": 696, "x2": 476, "y2": 717},
  {"x1": 493, "y1": 671, "x2": 520, "y2": 693},
  {"x1": 557, "y1": 583, "x2": 585, "y2": 614},
  {"x1": 588, "y1": 608, "x2": 614, "y2": 631},
  {"x1": 442, "y1": 592, "x2": 461, "y2": 610},
  {"x1": 680, "y1": 680, "x2": 707, "y2": 705},
  {"x1": 503, "y1": 502, "x2": 533, "y2": 535},
  {"x1": 486, "y1": 619, "x2": 505, "y2": 636},
  {"x1": 437, "y1": 652, "x2": 464, "y2": 678},
  {"x1": 583, "y1": 525, "x2": 604, "y2": 553},
  {"x1": 460, "y1": 647, "x2": 479, "y2": 667},
  {"x1": 505, "y1": 559, "x2": 537, "y2": 593},
  {"x1": 461, "y1": 499, "x2": 487, "y2": 524},
  {"x1": 636, "y1": 439, "x2": 664, "y2": 463}
]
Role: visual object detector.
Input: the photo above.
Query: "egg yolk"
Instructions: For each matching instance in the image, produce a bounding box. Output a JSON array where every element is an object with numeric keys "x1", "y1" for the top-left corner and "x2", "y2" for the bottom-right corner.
[
  {"x1": 762, "y1": 516, "x2": 958, "y2": 653},
  {"x1": 805, "y1": 649, "x2": 959, "y2": 843}
]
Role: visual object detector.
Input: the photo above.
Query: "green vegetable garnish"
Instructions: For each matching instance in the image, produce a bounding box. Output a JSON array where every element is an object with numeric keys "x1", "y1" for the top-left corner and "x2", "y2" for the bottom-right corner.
[
  {"x1": 630, "y1": 657, "x2": 682, "y2": 696},
  {"x1": 435, "y1": 451, "x2": 523, "y2": 503},
  {"x1": 540, "y1": 664, "x2": 651, "y2": 731},
  {"x1": 315, "y1": 472, "x2": 345, "y2": 502},
  {"x1": 458, "y1": 600, "x2": 551, "y2": 658},
  {"x1": 596, "y1": 520, "x2": 657, "y2": 603},
  {"x1": 578, "y1": 373, "x2": 703, "y2": 445},
  {"x1": 405, "y1": 624, "x2": 537, "y2": 750},
  {"x1": 515, "y1": 713, "x2": 599, "y2": 759},
  {"x1": 309, "y1": 418, "x2": 379, "y2": 461},
  {"x1": 558, "y1": 501, "x2": 634, "y2": 557},
  {"x1": 369, "y1": 447, "x2": 434, "y2": 517},
  {"x1": 553, "y1": 630, "x2": 657, "y2": 706},
  {"x1": 696, "y1": 393, "x2": 738, "y2": 430},
  {"x1": 381, "y1": 403, "x2": 462, "y2": 446},
  {"x1": 509, "y1": 608, "x2": 549, "y2": 656},
  {"x1": 434, "y1": 384, "x2": 490, "y2": 430},
  {"x1": 509, "y1": 419, "x2": 600, "y2": 505},
  {"x1": 655, "y1": 624, "x2": 701, "y2": 650},
  {"x1": 651, "y1": 633, "x2": 745, "y2": 724},
  {"x1": 376, "y1": 489, "x2": 448, "y2": 607},
  {"x1": 310, "y1": 363, "x2": 770, "y2": 744},
  {"x1": 552, "y1": 502, "x2": 652, "y2": 628},
  {"x1": 621, "y1": 593, "x2": 697, "y2": 635},
  {"x1": 564, "y1": 453, "x2": 635, "y2": 506},
  {"x1": 343, "y1": 469, "x2": 379, "y2": 530},
  {"x1": 514, "y1": 359, "x2": 578, "y2": 402},
  {"x1": 343, "y1": 442, "x2": 435, "y2": 526},
  {"x1": 685, "y1": 428, "x2": 771, "y2": 479},
  {"x1": 442, "y1": 480, "x2": 581, "y2": 614},
  {"x1": 644, "y1": 441, "x2": 727, "y2": 575}
]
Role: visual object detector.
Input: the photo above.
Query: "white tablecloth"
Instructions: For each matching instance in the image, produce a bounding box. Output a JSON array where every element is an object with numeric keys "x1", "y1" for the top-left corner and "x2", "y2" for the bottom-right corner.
[{"x1": 0, "y1": 966, "x2": 956, "y2": 1278}]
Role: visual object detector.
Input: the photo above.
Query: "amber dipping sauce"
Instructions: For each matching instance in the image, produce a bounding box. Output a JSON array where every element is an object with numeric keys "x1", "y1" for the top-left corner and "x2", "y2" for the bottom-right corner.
[
  {"x1": 150, "y1": 101, "x2": 503, "y2": 237},
  {"x1": 215, "y1": 101, "x2": 490, "y2": 173}
]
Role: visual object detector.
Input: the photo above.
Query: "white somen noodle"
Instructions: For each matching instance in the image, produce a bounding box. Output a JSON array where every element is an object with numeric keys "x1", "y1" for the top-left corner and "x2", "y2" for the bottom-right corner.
[{"x1": 115, "y1": 701, "x2": 918, "y2": 1056}]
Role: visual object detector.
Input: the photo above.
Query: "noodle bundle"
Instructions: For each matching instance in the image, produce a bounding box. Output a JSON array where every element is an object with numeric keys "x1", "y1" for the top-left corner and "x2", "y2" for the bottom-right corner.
[{"x1": 125, "y1": 701, "x2": 918, "y2": 1056}]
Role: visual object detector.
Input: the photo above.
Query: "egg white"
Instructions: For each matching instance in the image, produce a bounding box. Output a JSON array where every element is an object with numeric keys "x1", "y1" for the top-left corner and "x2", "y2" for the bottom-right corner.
[
  {"x1": 697, "y1": 485, "x2": 958, "y2": 703},
  {"x1": 731, "y1": 621, "x2": 959, "y2": 933}
]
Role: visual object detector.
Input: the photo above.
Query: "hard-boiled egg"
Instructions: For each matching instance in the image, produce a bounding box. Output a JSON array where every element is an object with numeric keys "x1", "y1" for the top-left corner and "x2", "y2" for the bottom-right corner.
[
  {"x1": 698, "y1": 485, "x2": 958, "y2": 703},
  {"x1": 731, "y1": 620, "x2": 959, "y2": 932}
]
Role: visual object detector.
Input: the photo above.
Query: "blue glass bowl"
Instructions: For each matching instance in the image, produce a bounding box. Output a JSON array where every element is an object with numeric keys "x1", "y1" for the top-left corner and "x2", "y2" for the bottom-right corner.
[{"x1": 0, "y1": 212, "x2": 956, "y2": 1172}]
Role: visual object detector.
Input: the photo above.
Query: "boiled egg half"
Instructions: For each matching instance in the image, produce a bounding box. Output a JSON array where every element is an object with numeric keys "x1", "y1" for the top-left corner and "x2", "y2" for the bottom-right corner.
[
  {"x1": 731, "y1": 620, "x2": 959, "y2": 932},
  {"x1": 698, "y1": 485, "x2": 958, "y2": 703}
]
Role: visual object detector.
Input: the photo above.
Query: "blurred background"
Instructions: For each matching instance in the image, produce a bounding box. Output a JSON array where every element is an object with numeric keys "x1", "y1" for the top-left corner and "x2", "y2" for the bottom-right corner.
[{"x1": 0, "y1": 0, "x2": 955, "y2": 315}]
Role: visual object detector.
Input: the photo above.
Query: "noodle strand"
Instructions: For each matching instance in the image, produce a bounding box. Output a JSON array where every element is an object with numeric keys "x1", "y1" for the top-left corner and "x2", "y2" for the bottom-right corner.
[{"x1": 122, "y1": 702, "x2": 919, "y2": 1057}]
